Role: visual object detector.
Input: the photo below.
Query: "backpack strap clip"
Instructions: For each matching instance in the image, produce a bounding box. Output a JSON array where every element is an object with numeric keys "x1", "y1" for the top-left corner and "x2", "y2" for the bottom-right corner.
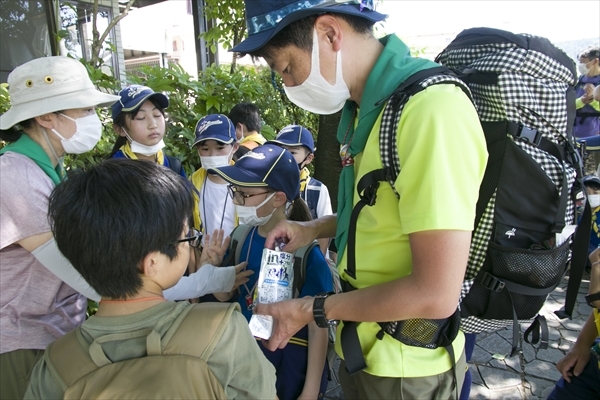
[
  {"x1": 479, "y1": 272, "x2": 506, "y2": 292},
  {"x1": 508, "y1": 123, "x2": 543, "y2": 147}
]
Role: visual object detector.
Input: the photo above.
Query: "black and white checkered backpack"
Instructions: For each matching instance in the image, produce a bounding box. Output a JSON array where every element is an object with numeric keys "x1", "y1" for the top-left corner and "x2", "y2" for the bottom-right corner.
[{"x1": 350, "y1": 27, "x2": 590, "y2": 360}]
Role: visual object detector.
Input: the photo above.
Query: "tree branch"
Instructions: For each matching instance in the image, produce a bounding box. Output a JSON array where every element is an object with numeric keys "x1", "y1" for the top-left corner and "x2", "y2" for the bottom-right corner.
[{"x1": 98, "y1": 0, "x2": 136, "y2": 46}]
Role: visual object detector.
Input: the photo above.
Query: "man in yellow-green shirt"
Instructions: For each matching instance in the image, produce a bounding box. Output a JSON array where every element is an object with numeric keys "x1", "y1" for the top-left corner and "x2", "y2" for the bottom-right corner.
[{"x1": 231, "y1": 1, "x2": 487, "y2": 398}]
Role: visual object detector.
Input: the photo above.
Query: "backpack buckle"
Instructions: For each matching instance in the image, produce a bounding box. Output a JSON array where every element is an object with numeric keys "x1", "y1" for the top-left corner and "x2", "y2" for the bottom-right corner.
[
  {"x1": 360, "y1": 182, "x2": 380, "y2": 206},
  {"x1": 480, "y1": 272, "x2": 506, "y2": 292},
  {"x1": 517, "y1": 124, "x2": 542, "y2": 146}
]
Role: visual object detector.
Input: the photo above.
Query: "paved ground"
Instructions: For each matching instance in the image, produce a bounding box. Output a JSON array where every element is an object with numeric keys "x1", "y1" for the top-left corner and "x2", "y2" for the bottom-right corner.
[{"x1": 324, "y1": 269, "x2": 593, "y2": 399}]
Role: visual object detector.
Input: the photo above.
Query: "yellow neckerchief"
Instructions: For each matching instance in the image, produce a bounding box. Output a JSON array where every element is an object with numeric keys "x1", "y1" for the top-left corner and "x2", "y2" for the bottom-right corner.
[
  {"x1": 121, "y1": 141, "x2": 165, "y2": 165},
  {"x1": 190, "y1": 164, "x2": 238, "y2": 232},
  {"x1": 299, "y1": 167, "x2": 310, "y2": 193},
  {"x1": 592, "y1": 206, "x2": 600, "y2": 238},
  {"x1": 239, "y1": 132, "x2": 266, "y2": 146}
]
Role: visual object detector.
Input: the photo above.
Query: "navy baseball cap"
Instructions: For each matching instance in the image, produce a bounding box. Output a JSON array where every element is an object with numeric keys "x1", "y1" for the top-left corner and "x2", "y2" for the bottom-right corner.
[
  {"x1": 209, "y1": 144, "x2": 300, "y2": 201},
  {"x1": 267, "y1": 124, "x2": 316, "y2": 153},
  {"x1": 583, "y1": 175, "x2": 600, "y2": 187},
  {"x1": 231, "y1": 0, "x2": 387, "y2": 54},
  {"x1": 193, "y1": 114, "x2": 237, "y2": 147},
  {"x1": 112, "y1": 85, "x2": 168, "y2": 120}
]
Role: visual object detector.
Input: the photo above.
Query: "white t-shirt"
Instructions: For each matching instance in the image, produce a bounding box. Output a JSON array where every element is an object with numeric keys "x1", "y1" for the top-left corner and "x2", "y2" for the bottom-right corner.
[{"x1": 199, "y1": 177, "x2": 236, "y2": 237}]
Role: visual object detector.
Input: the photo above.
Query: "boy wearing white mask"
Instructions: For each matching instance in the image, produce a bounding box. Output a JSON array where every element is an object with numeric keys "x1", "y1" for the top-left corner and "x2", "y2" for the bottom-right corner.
[
  {"x1": 583, "y1": 175, "x2": 600, "y2": 256},
  {"x1": 209, "y1": 144, "x2": 332, "y2": 400},
  {"x1": 109, "y1": 85, "x2": 186, "y2": 177},
  {"x1": 191, "y1": 114, "x2": 239, "y2": 236}
]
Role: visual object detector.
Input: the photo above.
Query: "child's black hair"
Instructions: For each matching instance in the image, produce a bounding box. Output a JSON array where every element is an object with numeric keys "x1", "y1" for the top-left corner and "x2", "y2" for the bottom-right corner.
[
  {"x1": 228, "y1": 103, "x2": 262, "y2": 133},
  {"x1": 48, "y1": 158, "x2": 193, "y2": 299}
]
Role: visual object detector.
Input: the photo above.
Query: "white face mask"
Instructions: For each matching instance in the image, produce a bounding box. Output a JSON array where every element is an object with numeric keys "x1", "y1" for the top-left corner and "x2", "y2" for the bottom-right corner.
[
  {"x1": 578, "y1": 62, "x2": 591, "y2": 76},
  {"x1": 284, "y1": 29, "x2": 350, "y2": 115},
  {"x1": 124, "y1": 131, "x2": 165, "y2": 156},
  {"x1": 588, "y1": 194, "x2": 600, "y2": 208},
  {"x1": 200, "y1": 147, "x2": 233, "y2": 169},
  {"x1": 51, "y1": 113, "x2": 102, "y2": 154},
  {"x1": 235, "y1": 192, "x2": 276, "y2": 226}
]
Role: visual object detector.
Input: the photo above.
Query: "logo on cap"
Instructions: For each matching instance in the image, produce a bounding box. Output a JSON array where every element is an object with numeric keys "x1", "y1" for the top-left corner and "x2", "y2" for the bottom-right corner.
[
  {"x1": 277, "y1": 126, "x2": 295, "y2": 137},
  {"x1": 127, "y1": 86, "x2": 148, "y2": 99},
  {"x1": 196, "y1": 119, "x2": 224, "y2": 135},
  {"x1": 241, "y1": 151, "x2": 266, "y2": 161}
]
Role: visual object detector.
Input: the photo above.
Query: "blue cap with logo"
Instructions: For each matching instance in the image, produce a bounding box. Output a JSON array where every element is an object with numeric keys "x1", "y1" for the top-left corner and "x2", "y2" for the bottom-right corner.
[
  {"x1": 267, "y1": 124, "x2": 316, "y2": 153},
  {"x1": 209, "y1": 144, "x2": 300, "y2": 201},
  {"x1": 231, "y1": 0, "x2": 387, "y2": 54},
  {"x1": 193, "y1": 114, "x2": 237, "y2": 147},
  {"x1": 112, "y1": 85, "x2": 169, "y2": 120}
]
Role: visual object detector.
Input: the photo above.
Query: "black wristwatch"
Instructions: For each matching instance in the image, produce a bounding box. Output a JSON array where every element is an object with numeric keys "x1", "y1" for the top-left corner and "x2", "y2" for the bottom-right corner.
[
  {"x1": 313, "y1": 292, "x2": 339, "y2": 328},
  {"x1": 585, "y1": 291, "x2": 600, "y2": 308}
]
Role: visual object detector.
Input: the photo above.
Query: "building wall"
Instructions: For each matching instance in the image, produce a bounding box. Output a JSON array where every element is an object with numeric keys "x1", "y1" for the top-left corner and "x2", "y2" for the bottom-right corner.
[{"x1": 104, "y1": 0, "x2": 126, "y2": 81}]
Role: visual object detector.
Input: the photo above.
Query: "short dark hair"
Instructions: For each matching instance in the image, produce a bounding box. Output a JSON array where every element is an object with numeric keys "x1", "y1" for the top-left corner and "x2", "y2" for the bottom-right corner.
[
  {"x1": 248, "y1": 13, "x2": 375, "y2": 59},
  {"x1": 579, "y1": 47, "x2": 600, "y2": 61},
  {"x1": 48, "y1": 159, "x2": 193, "y2": 299},
  {"x1": 108, "y1": 97, "x2": 167, "y2": 158},
  {"x1": 228, "y1": 102, "x2": 262, "y2": 133}
]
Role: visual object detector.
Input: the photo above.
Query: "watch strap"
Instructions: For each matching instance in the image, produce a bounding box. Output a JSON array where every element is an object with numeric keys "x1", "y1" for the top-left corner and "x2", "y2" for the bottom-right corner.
[
  {"x1": 585, "y1": 291, "x2": 600, "y2": 307},
  {"x1": 313, "y1": 292, "x2": 338, "y2": 328}
]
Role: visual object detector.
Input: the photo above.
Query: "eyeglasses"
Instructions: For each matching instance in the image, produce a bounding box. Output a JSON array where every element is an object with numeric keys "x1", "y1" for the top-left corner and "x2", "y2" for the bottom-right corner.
[
  {"x1": 228, "y1": 185, "x2": 270, "y2": 206},
  {"x1": 174, "y1": 228, "x2": 202, "y2": 248}
]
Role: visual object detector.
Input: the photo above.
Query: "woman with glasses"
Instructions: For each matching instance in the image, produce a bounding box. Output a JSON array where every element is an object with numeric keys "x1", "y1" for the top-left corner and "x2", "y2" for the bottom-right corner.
[{"x1": 210, "y1": 144, "x2": 333, "y2": 400}]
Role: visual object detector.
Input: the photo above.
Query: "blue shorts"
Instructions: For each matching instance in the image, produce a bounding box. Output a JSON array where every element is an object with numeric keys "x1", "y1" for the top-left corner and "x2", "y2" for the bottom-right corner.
[
  {"x1": 547, "y1": 350, "x2": 600, "y2": 400},
  {"x1": 259, "y1": 340, "x2": 328, "y2": 400}
]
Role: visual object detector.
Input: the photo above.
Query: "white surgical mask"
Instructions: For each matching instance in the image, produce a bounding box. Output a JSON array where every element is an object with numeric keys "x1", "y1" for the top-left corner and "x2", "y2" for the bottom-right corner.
[
  {"x1": 578, "y1": 62, "x2": 590, "y2": 76},
  {"x1": 284, "y1": 29, "x2": 350, "y2": 115},
  {"x1": 51, "y1": 113, "x2": 102, "y2": 154},
  {"x1": 125, "y1": 131, "x2": 165, "y2": 156},
  {"x1": 588, "y1": 194, "x2": 600, "y2": 208},
  {"x1": 200, "y1": 148, "x2": 233, "y2": 169},
  {"x1": 235, "y1": 192, "x2": 276, "y2": 226}
]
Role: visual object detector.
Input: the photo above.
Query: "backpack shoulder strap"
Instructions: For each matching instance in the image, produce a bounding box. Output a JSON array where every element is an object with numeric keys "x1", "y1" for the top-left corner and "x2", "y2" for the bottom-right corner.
[
  {"x1": 292, "y1": 241, "x2": 319, "y2": 297},
  {"x1": 163, "y1": 302, "x2": 240, "y2": 360},
  {"x1": 45, "y1": 329, "x2": 97, "y2": 391},
  {"x1": 165, "y1": 154, "x2": 183, "y2": 175},
  {"x1": 220, "y1": 224, "x2": 253, "y2": 267},
  {"x1": 379, "y1": 68, "x2": 472, "y2": 186}
]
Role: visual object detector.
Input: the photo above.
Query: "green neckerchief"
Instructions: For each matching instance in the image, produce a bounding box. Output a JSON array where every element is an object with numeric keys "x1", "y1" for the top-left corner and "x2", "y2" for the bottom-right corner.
[
  {"x1": 335, "y1": 34, "x2": 439, "y2": 261},
  {"x1": 0, "y1": 133, "x2": 63, "y2": 185}
]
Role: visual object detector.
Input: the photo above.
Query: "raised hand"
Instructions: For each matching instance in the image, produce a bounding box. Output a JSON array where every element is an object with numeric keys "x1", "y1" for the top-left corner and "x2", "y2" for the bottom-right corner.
[{"x1": 199, "y1": 229, "x2": 230, "y2": 267}]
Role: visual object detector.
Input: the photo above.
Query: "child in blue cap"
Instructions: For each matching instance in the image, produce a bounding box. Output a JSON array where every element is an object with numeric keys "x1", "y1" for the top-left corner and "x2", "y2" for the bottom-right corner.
[
  {"x1": 190, "y1": 114, "x2": 239, "y2": 236},
  {"x1": 109, "y1": 85, "x2": 186, "y2": 177},
  {"x1": 210, "y1": 144, "x2": 332, "y2": 400},
  {"x1": 267, "y1": 124, "x2": 333, "y2": 256}
]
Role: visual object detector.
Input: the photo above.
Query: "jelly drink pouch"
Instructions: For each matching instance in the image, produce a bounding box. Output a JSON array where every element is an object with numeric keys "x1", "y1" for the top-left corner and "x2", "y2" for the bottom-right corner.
[{"x1": 249, "y1": 247, "x2": 294, "y2": 339}]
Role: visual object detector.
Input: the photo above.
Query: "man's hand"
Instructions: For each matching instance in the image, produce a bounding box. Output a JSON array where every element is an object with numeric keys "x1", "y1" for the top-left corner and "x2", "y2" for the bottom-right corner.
[
  {"x1": 254, "y1": 297, "x2": 314, "y2": 351},
  {"x1": 232, "y1": 262, "x2": 252, "y2": 290},
  {"x1": 198, "y1": 229, "x2": 230, "y2": 267},
  {"x1": 264, "y1": 220, "x2": 314, "y2": 253}
]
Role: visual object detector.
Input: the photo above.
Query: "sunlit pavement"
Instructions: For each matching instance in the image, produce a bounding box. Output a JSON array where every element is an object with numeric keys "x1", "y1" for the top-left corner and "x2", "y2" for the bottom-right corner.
[{"x1": 324, "y1": 270, "x2": 593, "y2": 399}]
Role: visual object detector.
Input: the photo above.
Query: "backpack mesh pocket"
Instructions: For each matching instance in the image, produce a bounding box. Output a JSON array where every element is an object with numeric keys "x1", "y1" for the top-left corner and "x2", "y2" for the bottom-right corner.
[
  {"x1": 380, "y1": 309, "x2": 461, "y2": 349},
  {"x1": 469, "y1": 240, "x2": 569, "y2": 320}
]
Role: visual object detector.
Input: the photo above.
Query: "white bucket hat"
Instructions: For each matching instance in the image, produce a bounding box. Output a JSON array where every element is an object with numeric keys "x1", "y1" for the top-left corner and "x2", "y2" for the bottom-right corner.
[{"x1": 0, "y1": 56, "x2": 120, "y2": 130}]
